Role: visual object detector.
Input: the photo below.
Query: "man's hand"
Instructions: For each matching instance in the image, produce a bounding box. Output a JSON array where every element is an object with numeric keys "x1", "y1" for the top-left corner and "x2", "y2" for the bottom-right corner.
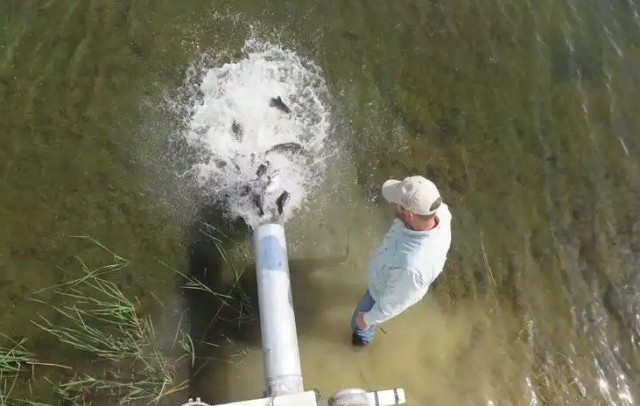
[{"x1": 355, "y1": 312, "x2": 368, "y2": 330}]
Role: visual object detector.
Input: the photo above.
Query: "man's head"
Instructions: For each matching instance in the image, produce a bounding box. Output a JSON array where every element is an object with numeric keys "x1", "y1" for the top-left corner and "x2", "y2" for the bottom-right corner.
[{"x1": 381, "y1": 175, "x2": 442, "y2": 231}]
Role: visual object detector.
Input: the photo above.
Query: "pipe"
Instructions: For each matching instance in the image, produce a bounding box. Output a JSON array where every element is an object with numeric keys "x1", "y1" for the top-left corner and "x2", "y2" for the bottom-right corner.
[{"x1": 253, "y1": 223, "x2": 304, "y2": 396}]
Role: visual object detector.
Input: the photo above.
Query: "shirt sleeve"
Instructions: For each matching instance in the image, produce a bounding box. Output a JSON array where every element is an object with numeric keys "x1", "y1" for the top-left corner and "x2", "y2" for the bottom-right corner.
[{"x1": 362, "y1": 266, "x2": 429, "y2": 326}]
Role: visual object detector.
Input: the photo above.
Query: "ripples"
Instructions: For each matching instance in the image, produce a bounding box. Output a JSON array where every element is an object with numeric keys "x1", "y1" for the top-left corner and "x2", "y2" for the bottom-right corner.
[
  {"x1": 504, "y1": 0, "x2": 640, "y2": 403},
  {"x1": 3, "y1": 0, "x2": 640, "y2": 404}
]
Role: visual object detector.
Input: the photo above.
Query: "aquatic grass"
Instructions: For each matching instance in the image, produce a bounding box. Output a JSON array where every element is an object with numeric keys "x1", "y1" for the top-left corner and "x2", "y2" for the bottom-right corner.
[
  {"x1": 32, "y1": 236, "x2": 130, "y2": 297},
  {"x1": 0, "y1": 336, "x2": 63, "y2": 406},
  {"x1": 0, "y1": 337, "x2": 32, "y2": 406},
  {"x1": 199, "y1": 222, "x2": 234, "y2": 265},
  {"x1": 199, "y1": 221, "x2": 258, "y2": 331},
  {"x1": 30, "y1": 237, "x2": 193, "y2": 405},
  {"x1": 165, "y1": 261, "x2": 233, "y2": 300},
  {"x1": 10, "y1": 231, "x2": 252, "y2": 405},
  {"x1": 162, "y1": 221, "x2": 257, "y2": 337},
  {"x1": 0, "y1": 337, "x2": 34, "y2": 378},
  {"x1": 479, "y1": 230, "x2": 497, "y2": 289},
  {"x1": 158, "y1": 223, "x2": 240, "y2": 300}
]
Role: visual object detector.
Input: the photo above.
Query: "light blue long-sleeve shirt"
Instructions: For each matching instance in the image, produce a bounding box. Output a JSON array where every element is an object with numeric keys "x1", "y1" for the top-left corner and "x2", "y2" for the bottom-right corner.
[{"x1": 362, "y1": 203, "x2": 452, "y2": 326}]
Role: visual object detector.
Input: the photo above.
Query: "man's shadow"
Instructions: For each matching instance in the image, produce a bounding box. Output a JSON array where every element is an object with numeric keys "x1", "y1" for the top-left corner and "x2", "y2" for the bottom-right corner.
[{"x1": 235, "y1": 248, "x2": 361, "y2": 348}]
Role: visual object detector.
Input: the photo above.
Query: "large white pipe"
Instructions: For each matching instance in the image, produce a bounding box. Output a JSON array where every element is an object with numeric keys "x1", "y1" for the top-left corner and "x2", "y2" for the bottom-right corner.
[{"x1": 253, "y1": 223, "x2": 304, "y2": 396}]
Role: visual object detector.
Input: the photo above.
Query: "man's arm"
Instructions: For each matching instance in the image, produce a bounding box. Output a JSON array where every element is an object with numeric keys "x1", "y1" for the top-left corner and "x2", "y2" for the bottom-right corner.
[{"x1": 362, "y1": 266, "x2": 429, "y2": 326}]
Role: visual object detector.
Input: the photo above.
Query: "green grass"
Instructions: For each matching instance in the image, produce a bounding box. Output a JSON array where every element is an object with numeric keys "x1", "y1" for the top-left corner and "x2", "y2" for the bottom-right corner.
[
  {"x1": 0, "y1": 228, "x2": 255, "y2": 406},
  {"x1": 0, "y1": 237, "x2": 194, "y2": 406},
  {"x1": 0, "y1": 335, "x2": 63, "y2": 406},
  {"x1": 0, "y1": 337, "x2": 35, "y2": 379},
  {"x1": 0, "y1": 336, "x2": 35, "y2": 405},
  {"x1": 29, "y1": 237, "x2": 192, "y2": 405}
]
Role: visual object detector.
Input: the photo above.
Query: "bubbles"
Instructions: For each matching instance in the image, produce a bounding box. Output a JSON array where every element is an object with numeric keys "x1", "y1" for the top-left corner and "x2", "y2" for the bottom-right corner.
[{"x1": 170, "y1": 38, "x2": 331, "y2": 228}]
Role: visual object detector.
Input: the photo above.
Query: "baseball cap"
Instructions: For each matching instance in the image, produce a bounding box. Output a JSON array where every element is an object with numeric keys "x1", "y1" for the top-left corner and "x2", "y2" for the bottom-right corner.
[{"x1": 381, "y1": 175, "x2": 442, "y2": 216}]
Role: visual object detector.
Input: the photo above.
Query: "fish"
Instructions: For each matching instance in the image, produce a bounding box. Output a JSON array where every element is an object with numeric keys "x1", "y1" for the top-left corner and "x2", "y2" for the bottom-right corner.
[
  {"x1": 266, "y1": 142, "x2": 304, "y2": 155},
  {"x1": 213, "y1": 158, "x2": 227, "y2": 168},
  {"x1": 276, "y1": 191, "x2": 290, "y2": 215},
  {"x1": 269, "y1": 96, "x2": 291, "y2": 114},
  {"x1": 239, "y1": 185, "x2": 252, "y2": 197},
  {"x1": 231, "y1": 159, "x2": 241, "y2": 174},
  {"x1": 256, "y1": 162, "x2": 269, "y2": 178},
  {"x1": 231, "y1": 120, "x2": 243, "y2": 141},
  {"x1": 248, "y1": 161, "x2": 291, "y2": 219},
  {"x1": 254, "y1": 193, "x2": 265, "y2": 217},
  {"x1": 252, "y1": 190, "x2": 290, "y2": 219}
]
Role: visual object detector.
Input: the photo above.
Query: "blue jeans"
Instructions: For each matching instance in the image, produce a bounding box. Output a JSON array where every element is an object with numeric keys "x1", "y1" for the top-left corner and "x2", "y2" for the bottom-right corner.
[{"x1": 351, "y1": 290, "x2": 376, "y2": 344}]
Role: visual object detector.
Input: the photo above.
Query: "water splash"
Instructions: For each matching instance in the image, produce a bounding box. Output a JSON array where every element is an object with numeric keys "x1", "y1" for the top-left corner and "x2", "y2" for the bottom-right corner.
[{"x1": 171, "y1": 39, "x2": 331, "y2": 228}]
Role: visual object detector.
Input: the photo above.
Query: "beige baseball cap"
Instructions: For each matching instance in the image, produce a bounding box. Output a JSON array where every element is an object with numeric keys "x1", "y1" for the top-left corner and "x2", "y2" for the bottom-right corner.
[{"x1": 381, "y1": 175, "x2": 442, "y2": 216}]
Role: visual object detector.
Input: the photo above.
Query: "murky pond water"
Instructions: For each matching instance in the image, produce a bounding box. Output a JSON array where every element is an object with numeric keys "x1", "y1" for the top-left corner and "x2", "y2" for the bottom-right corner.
[{"x1": 2, "y1": 0, "x2": 639, "y2": 405}]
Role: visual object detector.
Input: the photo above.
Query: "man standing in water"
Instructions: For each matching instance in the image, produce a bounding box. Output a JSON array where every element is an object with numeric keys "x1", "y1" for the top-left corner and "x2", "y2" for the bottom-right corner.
[{"x1": 351, "y1": 175, "x2": 452, "y2": 346}]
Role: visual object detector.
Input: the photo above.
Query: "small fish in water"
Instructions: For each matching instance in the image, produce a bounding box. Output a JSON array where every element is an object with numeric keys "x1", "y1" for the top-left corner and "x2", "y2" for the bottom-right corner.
[
  {"x1": 256, "y1": 161, "x2": 270, "y2": 178},
  {"x1": 230, "y1": 158, "x2": 241, "y2": 174},
  {"x1": 239, "y1": 184, "x2": 252, "y2": 197},
  {"x1": 231, "y1": 120, "x2": 243, "y2": 141},
  {"x1": 266, "y1": 142, "x2": 304, "y2": 155},
  {"x1": 276, "y1": 191, "x2": 290, "y2": 215},
  {"x1": 269, "y1": 96, "x2": 291, "y2": 114},
  {"x1": 254, "y1": 193, "x2": 265, "y2": 217},
  {"x1": 213, "y1": 158, "x2": 227, "y2": 168}
]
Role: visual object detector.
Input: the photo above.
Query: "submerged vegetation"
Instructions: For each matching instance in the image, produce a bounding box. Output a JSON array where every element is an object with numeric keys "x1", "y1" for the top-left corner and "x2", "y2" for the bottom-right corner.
[
  {"x1": 0, "y1": 336, "x2": 49, "y2": 406},
  {"x1": 31, "y1": 237, "x2": 191, "y2": 406},
  {"x1": 0, "y1": 236, "x2": 227, "y2": 406}
]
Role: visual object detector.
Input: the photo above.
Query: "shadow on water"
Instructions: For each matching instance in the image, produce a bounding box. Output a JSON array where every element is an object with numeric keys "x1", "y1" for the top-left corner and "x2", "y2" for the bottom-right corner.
[
  {"x1": 287, "y1": 256, "x2": 357, "y2": 346},
  {"x1": 181, "y1": 203, "x2": 258, "y2": 402}
]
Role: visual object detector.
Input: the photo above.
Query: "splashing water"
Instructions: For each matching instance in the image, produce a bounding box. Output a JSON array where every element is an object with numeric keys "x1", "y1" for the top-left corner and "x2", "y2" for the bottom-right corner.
[{"x1": 172, "y1": 39, "x2": 332, "y2": 228}]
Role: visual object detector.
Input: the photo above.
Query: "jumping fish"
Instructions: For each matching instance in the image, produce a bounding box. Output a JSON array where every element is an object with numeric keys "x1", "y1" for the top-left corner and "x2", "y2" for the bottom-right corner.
[
  {"x1": 254, "y1": 193, "x2": 265, "y2": 217},
  {"x1": 256, "y1": 162, "x2": 269, "y2": 177},
  {"x1": 269, "y1": 96, "x2": 291, "y2": 114},
  {"x1": 266, "y1": 142, "x2": 304, "y2": 155},
  {"x1": 248, "y1": 160, "x2": 291, "y2": 219},
  {"x1": 276, "y1": 191, "x2": 290, "y2": 215},
  {"x1": 231, "y1": 120, "x2": 243, "y2": 141},
  {"x1": 253, "y1": 190, "x2": 290, "y2": 218}
]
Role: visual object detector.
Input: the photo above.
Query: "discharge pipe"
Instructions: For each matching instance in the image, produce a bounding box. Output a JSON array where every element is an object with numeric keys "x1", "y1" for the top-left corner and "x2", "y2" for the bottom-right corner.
[{"x1": 253, "y1": 222, "x2": 304, "y2": 396}]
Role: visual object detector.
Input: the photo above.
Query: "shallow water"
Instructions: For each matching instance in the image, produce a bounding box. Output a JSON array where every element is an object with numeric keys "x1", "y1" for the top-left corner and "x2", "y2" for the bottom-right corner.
[{"x1": 2, "y1": 0, "x2": 640, "y2": 405}]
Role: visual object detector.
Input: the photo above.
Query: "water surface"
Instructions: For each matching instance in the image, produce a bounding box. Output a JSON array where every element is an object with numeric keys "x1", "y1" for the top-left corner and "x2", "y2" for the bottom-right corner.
[{"x1": 1, "y1": 0, "x2": 640, "y2": 405}]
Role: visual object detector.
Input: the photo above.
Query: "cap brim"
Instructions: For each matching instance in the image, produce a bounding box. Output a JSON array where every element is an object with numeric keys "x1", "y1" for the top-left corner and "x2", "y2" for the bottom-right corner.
[{"x1": 381, "y1": 179, "x2": 402, "y2": 204}]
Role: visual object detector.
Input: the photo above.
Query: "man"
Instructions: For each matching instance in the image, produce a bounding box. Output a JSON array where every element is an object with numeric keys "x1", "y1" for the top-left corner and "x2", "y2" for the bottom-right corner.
[{"x1": 351, "y1": 175, "x2": 452, "y2": 346}]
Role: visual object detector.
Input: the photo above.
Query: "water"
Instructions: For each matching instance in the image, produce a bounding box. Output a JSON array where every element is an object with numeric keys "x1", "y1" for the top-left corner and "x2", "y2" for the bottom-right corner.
[
  {"x1": 2, "y1": 0, "x2": 640, "y2": 405},
  {"x1": 169, "y1": 38, "x2": 332, "y2": 228}
]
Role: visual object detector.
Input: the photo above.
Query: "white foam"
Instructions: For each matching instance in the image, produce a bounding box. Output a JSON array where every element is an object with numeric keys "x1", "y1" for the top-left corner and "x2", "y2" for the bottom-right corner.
[{"x1": 173, "y1": 39, "x2": 331, "y2": 228}]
